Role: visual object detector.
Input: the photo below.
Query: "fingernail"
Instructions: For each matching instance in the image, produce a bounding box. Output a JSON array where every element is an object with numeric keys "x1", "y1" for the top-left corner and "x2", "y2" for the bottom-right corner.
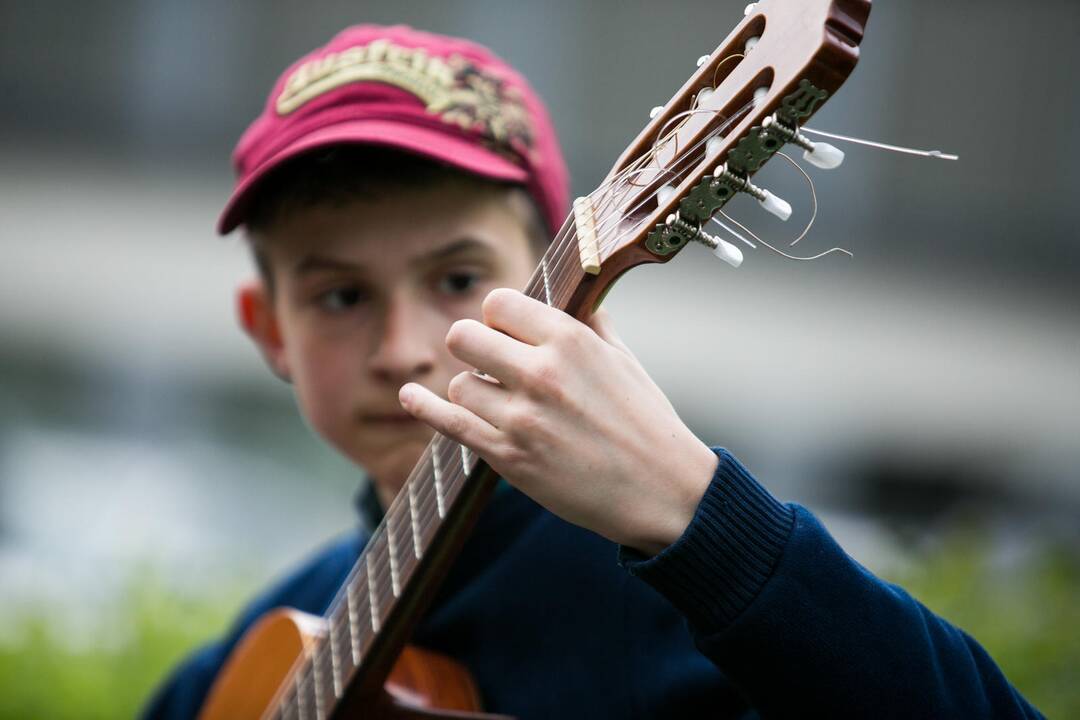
[{"x1": 399, "y1": 384, "x2": 414, "y2": 406}]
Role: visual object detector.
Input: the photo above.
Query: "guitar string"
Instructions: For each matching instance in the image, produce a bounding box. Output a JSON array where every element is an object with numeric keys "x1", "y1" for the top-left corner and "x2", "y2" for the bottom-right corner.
[
  {"x1": 292, "y1": 440, "x2": 460, "y2": 705},
  {"x1": 310, "y1": 438, "x2": 473, "y2": 693},
  {"x1": 314, "y1": 434, "x2": 475, "y2": 669}
]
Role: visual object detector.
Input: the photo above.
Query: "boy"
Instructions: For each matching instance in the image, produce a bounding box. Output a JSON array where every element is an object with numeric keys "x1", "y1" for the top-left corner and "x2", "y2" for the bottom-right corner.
[{"x1": 145, "y1": 24, "x2": 1041, "y2": 719}]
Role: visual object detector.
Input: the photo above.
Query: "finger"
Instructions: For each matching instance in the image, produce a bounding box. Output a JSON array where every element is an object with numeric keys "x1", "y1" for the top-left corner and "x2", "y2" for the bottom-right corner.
[
  {"x1": 481, "y1": 287, "x2": 567, "y2": 346},
  {"x1": 586, "y1": 307, "x2": 636, "y2": 357},
  {"x1": 447, "y1": 371, "x2": 512, "y2": 429},
  {"x1": 399, "y1": 382, "x2": 500, "y2": 452},
  {"x1": 445, "y1": 318, "x2": 532, "y2": 387}
]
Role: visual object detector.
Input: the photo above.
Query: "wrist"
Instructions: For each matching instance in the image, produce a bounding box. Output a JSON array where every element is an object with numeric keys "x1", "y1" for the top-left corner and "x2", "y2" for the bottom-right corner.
[
  {"x1": 618, "y1": 448, "x2": 795, "y2": 632},
  {"x1": 628, "y1": 438, "x2": 718, "y2": 557}
]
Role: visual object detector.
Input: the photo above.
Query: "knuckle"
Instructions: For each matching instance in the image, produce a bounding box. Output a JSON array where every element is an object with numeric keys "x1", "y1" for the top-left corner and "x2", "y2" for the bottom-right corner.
[
  {"x1": 523, "y1": 359, "x2": 562, "y2": 400},
  {"x1": 444, "y1": 410, "x2": 469, "y2": 439},
  {"x1": 482, "y1": 287, "x2": 515, "y2": 318},
  {"x1": 499, "y1": 443, "x2": 529, "y2": 471},
  {"x1": 444, "y1": 319, "x2": 474, "y2": 351},
  {"x1": 446, "y1": 372, "x2": 470, "y2": 404},
  {"x1": 507, "y1": 404, "x2": 540, "y2": 435},
  {"x1": 561, "y1": 320, "x2": 592, "y2": 349}
]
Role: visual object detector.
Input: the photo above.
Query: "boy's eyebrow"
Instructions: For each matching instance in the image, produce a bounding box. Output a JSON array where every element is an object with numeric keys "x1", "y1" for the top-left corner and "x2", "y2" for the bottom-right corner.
[
  {"x1": 293, "y1": 255, "x2": 366, "y2": 276},
  {"x1": 293, "y1": 238, "x2": 495, "y2": 276},
  {"x1": 412, "y1": 237, "x2": 495, "y2": 268}
]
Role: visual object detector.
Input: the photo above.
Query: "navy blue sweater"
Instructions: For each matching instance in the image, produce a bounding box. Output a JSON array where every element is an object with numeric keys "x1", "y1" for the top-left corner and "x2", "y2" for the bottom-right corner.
[{"x1": 143, "y1": 450, "x2": 1042, "y2": 718}]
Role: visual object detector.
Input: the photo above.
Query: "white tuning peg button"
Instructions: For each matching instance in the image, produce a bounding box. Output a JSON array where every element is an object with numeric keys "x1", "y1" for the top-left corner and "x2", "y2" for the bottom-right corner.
[
  {"x1": 657, "y1": 184, "x2": 677, "y2": 206},
  {"x1": 744, "y1": 3, "x2": 758, "y2": 16},
  {"x1": 697, "y1": 230, "x2": 744, "y2": 268},
  {"x1": 759, "y1": 190, "x2": 792, "y2": 221},
  {"x1": 803, "y1": 141, "x2": 845, "y2": 170},
  {"x1": 650, "y1": 105, "x2": 664, "y2": 119},
  {"x1": 697, "y1": 54, "x2": 710, "y2": 67},
  {"x1": 713, "y1": 236, "x2": 744, "y2": 268}
]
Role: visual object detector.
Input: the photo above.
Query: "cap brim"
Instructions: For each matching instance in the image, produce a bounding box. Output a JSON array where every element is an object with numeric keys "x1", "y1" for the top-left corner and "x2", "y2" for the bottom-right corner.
[{"x1": 217, "y1": 119, "x2": 529, "y2": 235}]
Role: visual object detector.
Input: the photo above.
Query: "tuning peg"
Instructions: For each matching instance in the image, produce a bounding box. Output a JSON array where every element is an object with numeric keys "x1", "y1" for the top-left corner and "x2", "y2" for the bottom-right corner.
[
  {"x1": 713, "y1": 163, "x2": 793, "y2": 222},
  {"x1": 697, "y1": 229, "x2": 744, "y2": 268},
  {"x1": 650, "y1": 105, "x2": 664, "y2": 119},
  {"x1": 744, "y1": 3, "x2": 758, "y2": 16},
  {"x1": 802, "y1": 141, "x2": 845, "y2": 170},
  {"x1": 762, "y1": 114, "x2": 845, "y2": 170},
  {"x1": 744, "y1": 36, "x2": 760, "y2": 53},
  {"x1": 661, "y1": 211, "x2": 743, "y2": 268},
  {"x1": 697, "y1": 54, "x2": 710, "y2": 67},
  {"x1": 758, "y1": 190, "x2": 792, "y2": 221}
]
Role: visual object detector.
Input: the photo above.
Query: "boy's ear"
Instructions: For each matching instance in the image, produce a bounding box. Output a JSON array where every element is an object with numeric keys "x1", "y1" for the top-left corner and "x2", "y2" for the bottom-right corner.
[{"x1": 236, "y1": 280, "x2": 291, "y2": 382}]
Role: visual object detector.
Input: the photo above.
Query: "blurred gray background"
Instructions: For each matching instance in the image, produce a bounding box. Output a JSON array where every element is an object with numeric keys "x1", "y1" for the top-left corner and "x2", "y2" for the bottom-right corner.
[{"x1": 1, "y1": 0, "x2": 1078, "y2": 654}]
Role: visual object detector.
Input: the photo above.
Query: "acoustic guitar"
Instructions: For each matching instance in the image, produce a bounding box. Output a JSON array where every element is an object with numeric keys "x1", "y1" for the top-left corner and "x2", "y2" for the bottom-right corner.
[{"x1": 199, "y1": 1, "x2": 871, "y2": 717}]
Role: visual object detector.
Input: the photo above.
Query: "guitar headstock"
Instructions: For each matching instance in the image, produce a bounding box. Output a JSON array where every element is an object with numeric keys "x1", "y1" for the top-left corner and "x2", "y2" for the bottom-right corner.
[{"x1": 577, "y1": 0, "x2": 870, "y2": 277}]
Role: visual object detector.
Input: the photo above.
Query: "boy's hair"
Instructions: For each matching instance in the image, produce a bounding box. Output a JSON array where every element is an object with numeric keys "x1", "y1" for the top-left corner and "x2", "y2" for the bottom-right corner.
[{"x1": 243, "y1": 145, "x2": 551, "y2": 293}]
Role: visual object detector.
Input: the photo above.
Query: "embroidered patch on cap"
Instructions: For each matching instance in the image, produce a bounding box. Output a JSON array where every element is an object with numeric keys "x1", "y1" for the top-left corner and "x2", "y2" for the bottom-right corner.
[{"x1": 275, "y1": 39, "x2": 534, "y2": 160}]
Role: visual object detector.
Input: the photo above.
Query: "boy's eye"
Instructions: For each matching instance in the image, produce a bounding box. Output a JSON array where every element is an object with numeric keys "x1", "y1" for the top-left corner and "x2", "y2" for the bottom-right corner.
[
  {"x1": 316, "y1": 286, "x2": 367, "y2": 311},
  {"x1": 437, "y1": 271, "x2": 480, "y2": 295}
]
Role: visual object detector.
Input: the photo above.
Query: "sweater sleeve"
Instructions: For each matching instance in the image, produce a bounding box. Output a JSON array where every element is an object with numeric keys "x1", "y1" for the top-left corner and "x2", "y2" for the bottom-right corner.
[{"x1": 618, "y1": 448, "x2": 1044, "y2": 719}]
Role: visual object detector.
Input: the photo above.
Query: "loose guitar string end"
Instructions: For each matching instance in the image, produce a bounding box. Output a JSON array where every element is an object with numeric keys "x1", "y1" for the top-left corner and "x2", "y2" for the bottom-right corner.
[{"x1": 801, "y1": 127, "x2": 960, "y2": 162}]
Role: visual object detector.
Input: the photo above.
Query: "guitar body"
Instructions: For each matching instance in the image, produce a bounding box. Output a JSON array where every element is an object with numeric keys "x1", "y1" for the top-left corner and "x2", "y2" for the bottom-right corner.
[{"x1": 198, "y1": 608, "x2": 510, "y2": 720}]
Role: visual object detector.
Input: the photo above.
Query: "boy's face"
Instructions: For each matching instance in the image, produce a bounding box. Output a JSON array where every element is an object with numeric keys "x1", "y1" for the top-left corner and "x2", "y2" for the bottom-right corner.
[{"x1": 246, "y1": 181, "x2": 538, "y2": 499}]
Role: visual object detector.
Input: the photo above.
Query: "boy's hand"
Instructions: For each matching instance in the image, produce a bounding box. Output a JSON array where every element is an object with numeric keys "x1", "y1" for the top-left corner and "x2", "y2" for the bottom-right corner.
[{"x1": 398, "y1": 288, "x2": 718, "y2": 556}]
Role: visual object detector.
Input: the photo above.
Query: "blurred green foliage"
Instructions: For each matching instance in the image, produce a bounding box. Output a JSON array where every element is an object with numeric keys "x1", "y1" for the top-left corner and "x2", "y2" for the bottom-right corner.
[
  {"x1": 0, "y1": 534, "x2": 1076, "y2": 718},
  {"x1": 0, "y1": 572, "x2": 247, "y2": 720},
  {"x1": 885, "y1": 532, "x2": 1080, "y2": 719}
]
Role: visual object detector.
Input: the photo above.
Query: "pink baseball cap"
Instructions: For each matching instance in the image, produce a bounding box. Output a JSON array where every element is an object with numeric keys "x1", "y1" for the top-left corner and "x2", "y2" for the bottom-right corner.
[{"x1": 218, "y1": 24, "x2": 569, "y2": 236}]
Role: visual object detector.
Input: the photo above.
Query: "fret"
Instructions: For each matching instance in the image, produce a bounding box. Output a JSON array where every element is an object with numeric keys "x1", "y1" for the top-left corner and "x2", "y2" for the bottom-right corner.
[
  {"x1": 295, "y1": 666, "x2": 310, "y2": 720},
  {"x1": 365, "y1": 551, "x2": 381, "y2": 633},
  {"x1": 327, "y1": 614, "x2": 342, "y2": 698},
  {"x1": 310, "y1": 651, "x2": 326, "y2": 720},
  {"x1": 432, "y1": 445, "x2": 446, "y2": 518},
  {"x1": 407, "y1": 477, "x2": 423, "y2": 559},
  {"x1": 540, "y1": 257, "x2": 552, "y2": 305},
  {"x1": 346, "y1": 581, "x2": 361, "y2": 664},
  {"x1": 460, "y1": 443, "x2": 473, "y2": 476},
  {"x1": 386, "y1": 509, "x2": 401, "y2": 597},
  {"x1": 281, "y1": 686, "x2": 298, "y2": 720}
]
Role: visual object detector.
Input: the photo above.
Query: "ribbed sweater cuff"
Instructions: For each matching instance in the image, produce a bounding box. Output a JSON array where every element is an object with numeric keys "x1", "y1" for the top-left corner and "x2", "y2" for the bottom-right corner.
[{"x1": 618, "y1": 448, "x2": 794, "y2": 633}]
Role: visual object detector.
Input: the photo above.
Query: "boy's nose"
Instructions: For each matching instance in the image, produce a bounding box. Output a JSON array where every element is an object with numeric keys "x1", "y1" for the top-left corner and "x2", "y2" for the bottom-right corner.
[{"x1": 368, "y1": 294, "x2": 436, "y2": 383}]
